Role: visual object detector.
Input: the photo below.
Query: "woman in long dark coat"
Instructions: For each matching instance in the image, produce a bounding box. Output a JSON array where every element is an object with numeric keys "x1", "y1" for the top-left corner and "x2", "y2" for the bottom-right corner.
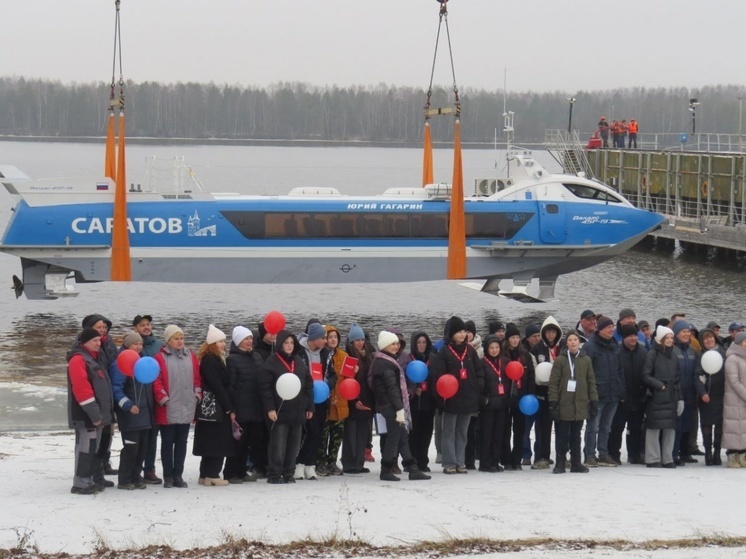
[
  {"x1": 642, "y1": 326, "x2": 682, "y2": 468},
  {"x1": 193, "y1": 324, "x2": 236, "y2": 486}
]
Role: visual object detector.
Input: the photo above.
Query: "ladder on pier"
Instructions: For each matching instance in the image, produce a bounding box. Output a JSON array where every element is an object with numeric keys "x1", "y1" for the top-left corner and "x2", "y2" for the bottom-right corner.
[{"x1": 545, "y1": 129, "x2": 595, "y2": 179}]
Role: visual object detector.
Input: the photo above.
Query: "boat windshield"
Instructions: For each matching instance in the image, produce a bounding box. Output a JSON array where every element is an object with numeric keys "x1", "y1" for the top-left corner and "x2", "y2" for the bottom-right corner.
[{"x1": 562, "y1": 183, "x2": 623, "y2": 204}]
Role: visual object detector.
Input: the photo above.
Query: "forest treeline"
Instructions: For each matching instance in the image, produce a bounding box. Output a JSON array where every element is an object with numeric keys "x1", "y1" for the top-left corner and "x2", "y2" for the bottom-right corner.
[{"x1": 0, "y1": 77, "x2": 744, "y2": 144}]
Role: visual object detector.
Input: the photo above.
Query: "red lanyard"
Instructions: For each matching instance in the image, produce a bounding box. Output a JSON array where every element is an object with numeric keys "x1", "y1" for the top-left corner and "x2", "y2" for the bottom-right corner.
[
  {"x1": 447, "y1": 345, "x2": 468, "y2": 369},
  {"x1": 277, "y1": 355, "x2": 295, "y2": 374},
  {"x1": 485, "y1": 358, "x2": 502, "y2": 382}
]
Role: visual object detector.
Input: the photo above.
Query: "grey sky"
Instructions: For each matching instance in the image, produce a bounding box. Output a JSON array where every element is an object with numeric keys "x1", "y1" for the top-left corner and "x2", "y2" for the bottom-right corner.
[{"x1": 3, "y1": 0, "x2": 745, "y2": 92}]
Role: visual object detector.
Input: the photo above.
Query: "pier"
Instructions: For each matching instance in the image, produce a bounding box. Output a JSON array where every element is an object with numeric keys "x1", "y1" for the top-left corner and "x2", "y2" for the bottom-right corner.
[{"x1": 563, "y1": 137, "x2": 746, "y2": 253}]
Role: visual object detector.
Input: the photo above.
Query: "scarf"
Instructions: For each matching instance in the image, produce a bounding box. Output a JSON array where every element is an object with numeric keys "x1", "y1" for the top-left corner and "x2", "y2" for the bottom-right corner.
[{"x1": 374, "y1": 350, "x2": 412, "y2": 430}]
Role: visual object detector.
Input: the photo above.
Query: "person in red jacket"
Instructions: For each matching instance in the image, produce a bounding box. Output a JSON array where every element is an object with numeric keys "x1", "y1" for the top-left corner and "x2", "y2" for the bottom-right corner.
[
  {"x1": 67, "y1": 327, "x2": 115, "y2": 494},
  {"x1": 153, "y1": 324, "x2": 201, "y2": 488}
]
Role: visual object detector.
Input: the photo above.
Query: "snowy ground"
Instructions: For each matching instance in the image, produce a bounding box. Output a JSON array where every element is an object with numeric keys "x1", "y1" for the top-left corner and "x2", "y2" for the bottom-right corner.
[{"x1": 1, "y1": 428, "x2": 745, "y2": 558}]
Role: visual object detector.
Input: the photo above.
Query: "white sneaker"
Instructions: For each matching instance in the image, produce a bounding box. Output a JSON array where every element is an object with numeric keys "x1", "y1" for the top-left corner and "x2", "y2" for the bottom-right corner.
[
  {"x1": 304, "y1": 465, "x2": 317, "y2": 480},
  {"x1": 294, "y1": 464, "x2": 305, "y2": 480}
]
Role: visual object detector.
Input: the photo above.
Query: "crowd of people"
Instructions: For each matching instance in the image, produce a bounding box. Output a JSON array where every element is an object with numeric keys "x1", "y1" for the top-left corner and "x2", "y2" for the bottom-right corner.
[
  {"x1": 597, "y1": 117, "x2": 639, "y2": 149},
  {"x1": 66, "y1": 307, "x2": 746, "y2": 494}
]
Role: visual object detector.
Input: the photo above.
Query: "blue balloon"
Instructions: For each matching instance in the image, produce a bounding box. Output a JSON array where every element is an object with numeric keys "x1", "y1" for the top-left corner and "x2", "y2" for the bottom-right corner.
[
  {"x1": 406, "y1": 360, "x2": 428, "y2": 383},
  {"x1": 133, "y1": 356, "x2": 160, "y2": 384},
  {"x1": 519, "y1": 394, "x2": 539, "y2": 416},
  {"x1": 313, "y1": 380, "x2": 330, "y2": 404}
]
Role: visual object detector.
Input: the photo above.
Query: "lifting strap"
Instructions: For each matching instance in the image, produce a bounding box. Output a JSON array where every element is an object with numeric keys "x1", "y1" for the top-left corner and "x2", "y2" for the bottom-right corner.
[
  {"x1": 108, "y1": 0, "x2": 131, "y2": 281},
  {"x1": 422, "y1": 0, "x2": 465, "y2": 278}
]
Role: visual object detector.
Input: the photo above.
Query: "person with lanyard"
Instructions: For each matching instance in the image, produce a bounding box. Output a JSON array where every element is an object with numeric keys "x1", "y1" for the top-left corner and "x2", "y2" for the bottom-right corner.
[
  {"x1": 502, "y1": 323, "x2": 536, "y2": 470},
  {"x1": 479, "y1": 335, "x2": 511, "y2": 472},
  {"x1": 428, "y1": 316, "x2": 485, "y2": 475},
  {"x1": 549, "y1": 332, "x2": 599, "y2": 474},
  {"x1": 407, "y1": 330, "x2": 438, "y2": 473},
  {"x1": 259, "y1": 330, "x2": 314, "y2": 484}
]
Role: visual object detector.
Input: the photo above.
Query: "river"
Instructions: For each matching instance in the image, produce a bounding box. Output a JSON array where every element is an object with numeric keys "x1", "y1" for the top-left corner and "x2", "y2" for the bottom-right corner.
[{"x1": 0, "y1": 141, "x2": 743, "y2": 429}]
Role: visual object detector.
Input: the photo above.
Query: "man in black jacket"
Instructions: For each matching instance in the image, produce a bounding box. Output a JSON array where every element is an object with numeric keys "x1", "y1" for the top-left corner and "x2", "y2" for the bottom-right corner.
[
  {"x1": 582, "y1": 316, "x2": 626, "y2": 467},
  {"x1": 608, "y1": 325, "x2": 648, "y2": 464}
]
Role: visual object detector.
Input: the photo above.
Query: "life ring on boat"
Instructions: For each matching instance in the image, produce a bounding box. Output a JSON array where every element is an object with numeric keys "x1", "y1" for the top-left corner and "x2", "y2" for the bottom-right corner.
[
  {"x1": 641, "y1": 175, "x2": 648, "y2": 192},
  {"x1": 701, "y1": 181, "x2": 709, "y2": 198}
]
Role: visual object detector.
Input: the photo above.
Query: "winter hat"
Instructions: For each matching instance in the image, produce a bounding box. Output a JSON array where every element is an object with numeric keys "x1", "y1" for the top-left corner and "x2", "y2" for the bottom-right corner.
[
  {"x1": 525, "y1": 323, "x2": 541, "y2": 338},
  {"x1": 132, "y1": 314, "x2": 153, "y2": 327},
  {"x1": 307, "y1": 322, "x2": 327, "y2": 342},
  {"x1": 505, "y1": 323, "x2": 521, "y2": 340},
  {"x1": 729, "y1": 322, "x2": 745, "y2": 332},
  {"x1": 619, "y1": 325, "x2": 638, "y2": 339},
  {"x1": 638, "y1": 320, "x2": 650, "y2": 330},
  {"x1": 655, "y1": 325, "x2": 674, "y2": 343},
  {"x1": 206, "y1": 324, "x2": 226, "y2": 345},
  {"x1": 385, "y1": 327, "x2": 406, "y2": 350},
  {"x1": 82, "y1": 313, "x2": 110, "y2": 330},
  {"x1": 482, "y1": 334, "x2": 501, "y2": 353},
  {"x1": 672, "y1": 320, "x2": 691, "y2": 337},
  {"x1": 706, "y1": 320, "x2": 720, "y2": 330},
  {"x1": 618, "y1": 308, "x2": 636, "y2": 321},
  {"x1": 464, "y1": 320, "x2": 477, "y2": 337},
  {"x1": 488, "y1": 321, "x2": 505, "y2": 334},
  {"x1": 596, "y1": 316, "x2": 615, "y2": 332},
  {"x1": 79, "y1": 327, "x2": 101, "y2": 345},
  {"x1": 580, "y1": 309, "x2": 596, "y2": 320},
  {"x1": 122, "y1": 331, "x2": 143, "y2": 348},
  {"x1": 232, "y1": 326, "x2": 253, "y2": 347},
  {"x1": 163, "y1": 324, "x2": 184, "y2": 342},
  {"x1": 447, "y1": 316, "x2": 467, "y2": 338},
  {"x1": 377, "y1": 330, "x2": 399, "y2": 351},
  {"x1": 735, "y1": 332, "x2": 746, "y2": 346},
  {"x1": 348, "y1": 323, "x2": 365, "y2": 343}
]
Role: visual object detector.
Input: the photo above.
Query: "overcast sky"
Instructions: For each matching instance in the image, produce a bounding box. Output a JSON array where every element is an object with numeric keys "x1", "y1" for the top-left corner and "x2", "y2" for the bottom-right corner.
[{"x1": 3, "y1": 0, "x2": 745, "y2": 93}]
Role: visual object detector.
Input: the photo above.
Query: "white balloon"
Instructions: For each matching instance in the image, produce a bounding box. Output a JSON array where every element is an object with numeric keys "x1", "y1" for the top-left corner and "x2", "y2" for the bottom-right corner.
[
  {"x1": 276, "y1": 372, "x2": 301, "y2": 400},
  {"x1": 701, "y1": 350, "x2": 723, "y2": 375},
  {"x1": 535, "y1": 361, "x2": 552, "y2": 385}
]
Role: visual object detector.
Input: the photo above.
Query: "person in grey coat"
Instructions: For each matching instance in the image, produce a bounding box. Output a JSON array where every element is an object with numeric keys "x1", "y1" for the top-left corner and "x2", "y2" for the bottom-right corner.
[
  {"x1": 642, "y1": 326, "x2": 683, "y2": 468},
  {"x1": 722, "y1": 332, "x2": 746, "y2": 468}
]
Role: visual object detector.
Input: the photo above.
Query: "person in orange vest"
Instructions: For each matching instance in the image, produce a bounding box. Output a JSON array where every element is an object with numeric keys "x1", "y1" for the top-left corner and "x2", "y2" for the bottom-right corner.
[
  {"x1": 598, "y1": 117, "x2": 610, "y2": 148},
  {"x1": 611, "y1": 120, "x2": 620, "y2": 148},
  {"x1": 618, "y1": 120, "x2": 628, "y2": 149},
  {"x1": 628, "y1": 119, "x2": 639, "y2": 149}
]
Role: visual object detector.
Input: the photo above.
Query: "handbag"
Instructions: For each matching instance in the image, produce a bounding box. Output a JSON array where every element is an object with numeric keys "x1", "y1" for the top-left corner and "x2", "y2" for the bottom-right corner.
[{"x1": 196, "y1": 390, "x2": 222, "y2": 422}]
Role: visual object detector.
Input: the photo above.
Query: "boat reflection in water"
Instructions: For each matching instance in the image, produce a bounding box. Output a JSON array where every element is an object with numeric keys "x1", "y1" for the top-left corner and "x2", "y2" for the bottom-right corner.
[{"x1": 0, "y1": 152, "x2": 664, "y2": 301}]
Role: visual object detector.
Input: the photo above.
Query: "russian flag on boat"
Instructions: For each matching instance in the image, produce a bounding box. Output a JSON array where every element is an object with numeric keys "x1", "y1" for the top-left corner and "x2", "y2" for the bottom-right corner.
[{"x1": 96, "y1": 182, "x2": 109, "y2": 191}]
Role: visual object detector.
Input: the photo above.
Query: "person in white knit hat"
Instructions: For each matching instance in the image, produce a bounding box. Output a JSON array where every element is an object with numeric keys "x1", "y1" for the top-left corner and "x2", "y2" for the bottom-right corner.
[
  {"x1": 153, "y1": 324, "x2": 201, "y2": 488},
  {"x1": 641, "y1": 325, "x2": 682, "y2": 468},
  {"x1": 193, "y1": 324, "x2": 235, "y2": 486}
]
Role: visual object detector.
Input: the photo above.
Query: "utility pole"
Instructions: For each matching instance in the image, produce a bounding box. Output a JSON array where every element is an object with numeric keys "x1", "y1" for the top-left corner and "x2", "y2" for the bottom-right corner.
[
  {"x1": 566, "y1": 96, "x2": 577, "y2": 137},
  {"x1": 689, "y1": 98, "x2": 700, "y2": 135},
  {"x1": 739, "y1": 97, "x2": 744, "y2": 152}
]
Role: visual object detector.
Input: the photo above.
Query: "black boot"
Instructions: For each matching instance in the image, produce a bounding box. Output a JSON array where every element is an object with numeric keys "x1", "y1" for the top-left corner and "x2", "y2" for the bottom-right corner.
[
  {"x1": 704, "y1": 445, "x2": 713, "y2": 466},
  {"x1": 380, "y1": 460, "x2": 400, "y2": 482},
  {"x1": 713, "y1": 445, "x2": 722, "y2": 466},
  {"x1": 553, "y1": 455, "x2": 566, "y2": 474},
  {"x1": 403, "y1": 459, "x2": 431, "y2": 481},
  {"x1": 570, "y1": 461, "x2": 589, "y2": 473}
]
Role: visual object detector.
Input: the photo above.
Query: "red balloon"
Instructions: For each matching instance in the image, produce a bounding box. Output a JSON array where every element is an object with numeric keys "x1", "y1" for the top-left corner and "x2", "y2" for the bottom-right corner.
[
  {"x1": 116, "y1": 349, "x2": 140, "y2": 377},
  {"x1": 505, "y1": 361, "x2": 524, "y2": 381},
  {"x1": 264, "y1": 311, "x2": 286, "y2": 335},
  {"x1": 338, "y1": 378, "x2": 361, "y2": 400},
  {"x1": 436, "y1": 374, "x2": 459, "y2": 399}
]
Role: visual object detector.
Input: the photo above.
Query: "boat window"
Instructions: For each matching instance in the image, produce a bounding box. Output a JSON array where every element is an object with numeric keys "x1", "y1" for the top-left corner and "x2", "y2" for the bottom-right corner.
[
  {"x1": 545, "y1": 204, "x2": 559, "y2": 214},
  {"x1": 221, "y1": 211, "x2": 534, "y2": 240},
  {"x1": 562, "y1": 183, "x2": 622, "y2": 203}
]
